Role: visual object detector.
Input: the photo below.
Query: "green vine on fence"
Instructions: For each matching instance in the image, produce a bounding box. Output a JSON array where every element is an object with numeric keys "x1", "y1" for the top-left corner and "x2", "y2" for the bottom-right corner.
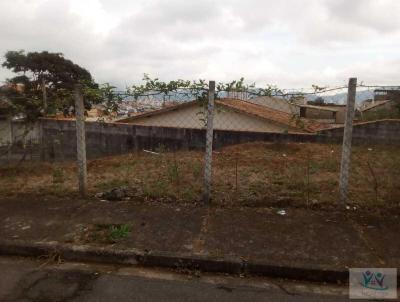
[{"x1": 126, "y1": 74, "x2": 281, "y2": 101}]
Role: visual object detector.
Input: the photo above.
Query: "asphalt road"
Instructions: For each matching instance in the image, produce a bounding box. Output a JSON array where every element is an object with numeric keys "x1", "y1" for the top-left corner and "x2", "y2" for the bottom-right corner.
[{"x1": 0, "y1": 256, "x2": 357, "y2": 301}]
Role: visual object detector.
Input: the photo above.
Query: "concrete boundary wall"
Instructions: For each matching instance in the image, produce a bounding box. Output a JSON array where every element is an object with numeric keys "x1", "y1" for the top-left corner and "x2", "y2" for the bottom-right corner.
[
  {"x1": 40, "y1": 118, "x2": 400, "y2": 160},
  {"x1": 319, "y1": 119, "x2": 400, "y2": 145}
]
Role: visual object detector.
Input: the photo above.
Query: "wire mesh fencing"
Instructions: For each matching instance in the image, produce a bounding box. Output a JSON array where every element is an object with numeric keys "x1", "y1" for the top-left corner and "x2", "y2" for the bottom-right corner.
[
  {"x1": 348, "y1": 144, "x2": 400, "y2": 209},
  {"x1": 0, "y1": 79, "x2": 399, "y2": 210},
  {"x1": 207, "y1": 81, "x2": 400, "y2": 208},
  {"x1": 346, "y1": 84, "x2": 400, "y2": 208},
  {"x1": 0, "y1": 140, "x2": 42, "y2": 165},
  {"x1": 207, "y1": 89, "x2": 342, "y2": 208},
  {"x1": 79, "y1": 86, "x2": 211, "y2": 203},
  {"x1": 0, "y1": 119, "x2": 42, "y2": 165}
]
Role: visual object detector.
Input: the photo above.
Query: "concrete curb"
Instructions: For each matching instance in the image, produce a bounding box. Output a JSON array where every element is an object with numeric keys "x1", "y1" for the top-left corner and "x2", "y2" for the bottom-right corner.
[{"x1": 0, "y1": 239, "x2": 348, "y2": 283}]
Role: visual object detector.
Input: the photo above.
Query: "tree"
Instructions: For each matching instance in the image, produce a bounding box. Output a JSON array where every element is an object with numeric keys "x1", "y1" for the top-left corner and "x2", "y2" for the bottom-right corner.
[
  {"x1": 2, "y1": 50, "x2": 93, "y2": 86},
  {"x1": 84, "y1": 83, "x2": 123, "y2": 115},
  {"x1": 1, "y1": 50, "x2": 101, "y2": 121}
]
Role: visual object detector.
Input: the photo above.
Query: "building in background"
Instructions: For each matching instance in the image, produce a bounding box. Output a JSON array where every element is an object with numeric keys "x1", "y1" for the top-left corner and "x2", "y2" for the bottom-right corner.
[
  {"x1": 374, "y1": 89, "x2": 400, "y2": 102},
  {"x1": 360, "y1": 100, "x2": 395, "y2": 114},
  {"x1": 117, "y1": 98, "x2": 327, "y2": 133},
  {"x1": 298, "y1": 104, "x2": 346, "y2": 124},
  {"x1": 247, "y1": 95, "x2": 346, "y2": 124}
]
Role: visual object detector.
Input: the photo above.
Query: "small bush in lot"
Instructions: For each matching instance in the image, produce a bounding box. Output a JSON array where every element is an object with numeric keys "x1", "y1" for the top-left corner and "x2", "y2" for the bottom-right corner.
[
  {"x1": 109, "y1": 224, "x2": 131, "y2": 241},
  {"x1": 52, "y1": 167, "x2": 65, "y2": 184},
  {"x1": 167, "y1": 160, "x2": 179, "y2": 184},
  {"x1": 190, "y1": 162, "x2": 202, "y2": 180}
]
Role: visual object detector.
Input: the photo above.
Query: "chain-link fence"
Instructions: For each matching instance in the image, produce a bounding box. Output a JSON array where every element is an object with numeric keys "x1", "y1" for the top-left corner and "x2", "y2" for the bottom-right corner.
[
  {"x1": 1, "y1": 79, "x2": 399, "y2": 210},
  {"x1": 348, "y1": 144, "x2": 400, "y2": 209},
  {"x1": 0, "y1": 141, "x2": 41, "y2": 164},
  {"x1": 78, "y1": 85, "x2": 211, "y2": 202},
  {"x1": 208, "y1": 87, "x2": 345, "y2": 208},
  {"x1": 0, "y1": 119, "x2": 42, "y2": 165}
]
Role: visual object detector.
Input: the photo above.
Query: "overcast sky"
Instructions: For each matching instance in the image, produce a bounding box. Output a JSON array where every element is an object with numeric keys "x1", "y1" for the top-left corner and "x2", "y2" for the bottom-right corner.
[{"x1": 0, "y1": 0, "x2": 399, "y2": 90}]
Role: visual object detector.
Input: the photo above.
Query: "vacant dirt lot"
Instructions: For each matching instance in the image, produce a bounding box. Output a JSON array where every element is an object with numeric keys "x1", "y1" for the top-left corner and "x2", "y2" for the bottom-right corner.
[{"x1": 0, "y1": 142, "x2": 399, "y2": 210}]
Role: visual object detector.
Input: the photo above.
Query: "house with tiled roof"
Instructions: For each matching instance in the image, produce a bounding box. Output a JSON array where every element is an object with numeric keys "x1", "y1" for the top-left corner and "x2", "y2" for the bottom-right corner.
[
  {"x1": 117, "y1": 98, "x2": 328, "y2": 133},
  {"x1": 248, "y1": 95, "x2": 346, "y2": 124},
  {"x1": 360, "y1": 100, "x2": 394, "y2": 113}
]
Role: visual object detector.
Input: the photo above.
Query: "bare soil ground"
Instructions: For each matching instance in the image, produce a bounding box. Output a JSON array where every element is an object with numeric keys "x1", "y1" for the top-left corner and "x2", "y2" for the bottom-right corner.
[{"x1": 0, "y1": 142, "x2": 399, "y2": 210}]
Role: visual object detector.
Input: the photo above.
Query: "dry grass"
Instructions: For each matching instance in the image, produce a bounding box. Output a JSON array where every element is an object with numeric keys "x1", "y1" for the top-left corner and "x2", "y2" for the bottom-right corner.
[{"x1": 0, "y1": 142, "x2": 399, "y2": 209}]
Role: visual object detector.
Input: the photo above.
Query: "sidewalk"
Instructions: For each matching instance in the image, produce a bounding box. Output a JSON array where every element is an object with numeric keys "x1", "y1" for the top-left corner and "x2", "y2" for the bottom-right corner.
[{"x1": 0, "y1": 196, "x2": 399, "y2": 282}]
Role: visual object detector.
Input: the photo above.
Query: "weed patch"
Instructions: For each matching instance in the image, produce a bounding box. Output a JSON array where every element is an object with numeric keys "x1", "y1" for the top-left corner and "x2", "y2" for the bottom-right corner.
[
  {"x1": 109, "y1": 224, "x2": 131, "y2": 241},
  {"x1": 52, "y1": 167, "x2": 65, "y2": 184},
  {"x1": 1, "y1": 142, "x2": 399, "y2": 210},
  {"x1": 77, "y1": 224, "x2": 131, "y2": 244}
]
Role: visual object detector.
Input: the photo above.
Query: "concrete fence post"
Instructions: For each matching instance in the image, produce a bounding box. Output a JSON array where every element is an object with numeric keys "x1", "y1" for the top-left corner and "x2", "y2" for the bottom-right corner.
[
  {"x1": 39, "y1": 119, "x2": 45, "y2": 161},
  {"x1": 203, "y1": 80, "x2": 215, "y2": 203},
  {"x1": 7, "y1": 117, "x2": 13, "y2": 162},
  {"x1": 42, "y1": 77, "x2": 47, "y2": 114},
  {"x1": 74, "y1": 84, "x2": 87, "y2": 196},
  {"x1": 339, "y1": 77, "x2": 357, "y2": 204}
]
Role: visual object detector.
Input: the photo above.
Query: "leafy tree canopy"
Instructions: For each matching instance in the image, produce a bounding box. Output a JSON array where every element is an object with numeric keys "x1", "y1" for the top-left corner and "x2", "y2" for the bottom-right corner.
[
  {"x1": 2, "y1": 50, "x2": 93, "y2": 89},
  {"x1": 0, "y1": 50, "x2": 120, "y2": 121}
]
